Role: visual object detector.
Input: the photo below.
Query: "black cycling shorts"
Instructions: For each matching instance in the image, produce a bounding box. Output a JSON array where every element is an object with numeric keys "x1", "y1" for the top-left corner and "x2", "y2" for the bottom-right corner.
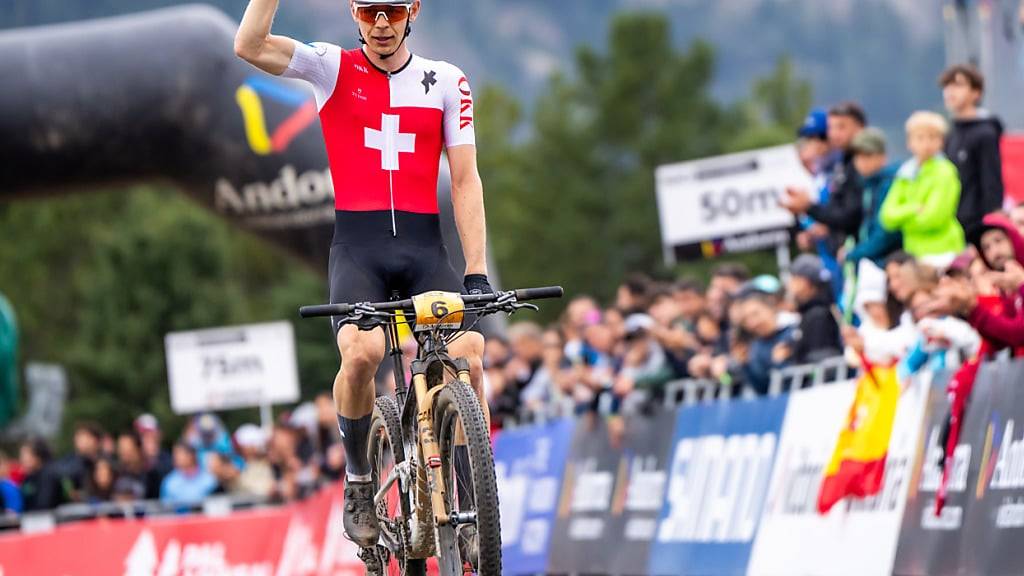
[{"x1": 328, "y1": 210, "x2": 466, "y2": 335}]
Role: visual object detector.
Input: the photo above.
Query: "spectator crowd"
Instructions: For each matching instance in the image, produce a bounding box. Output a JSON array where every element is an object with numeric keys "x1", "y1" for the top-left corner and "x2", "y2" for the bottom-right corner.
[
  {"x1": 0, "y1": 64, "x2": 1018, "y2": 515},
  {"x1": 0, "y1": 393, "x2": 345, "y2": 516},
  {"x1": 480, "y1": 63, "x2": 1020, "y2": 426}
]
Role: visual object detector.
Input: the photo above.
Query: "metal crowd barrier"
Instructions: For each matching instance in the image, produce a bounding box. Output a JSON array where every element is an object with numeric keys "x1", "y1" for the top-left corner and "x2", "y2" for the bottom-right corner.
[
  {"x1": 506, "y1": 356, "x2": 857, "y2": 427},
  {"x1": 3, "y1": 493, "x2": 278, "y2": 535},
  {"x1": 767, "y1": 356, "x2": 857, "y2": 396},
  {"x1": 660, "y1": 355, "x2": 855, "y2": 408}
]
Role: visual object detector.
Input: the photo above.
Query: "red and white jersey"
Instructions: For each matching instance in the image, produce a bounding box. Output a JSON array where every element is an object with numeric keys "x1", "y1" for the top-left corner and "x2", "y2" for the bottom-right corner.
[{"x1": 283, "y1": 41, "x2": 475, "y2": 217}]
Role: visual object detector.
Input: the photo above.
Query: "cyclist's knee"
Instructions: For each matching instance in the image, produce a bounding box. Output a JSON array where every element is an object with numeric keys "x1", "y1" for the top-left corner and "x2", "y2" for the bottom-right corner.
[
  {"x1": 451, "y1": 331, "x2": 484, "y2": 359},
  {"x1": 337, "y1": 328, "x2": 385, "y2": 382},
  {"x1": 343, "y1": 347, "x2": 384, "y2": 379}
]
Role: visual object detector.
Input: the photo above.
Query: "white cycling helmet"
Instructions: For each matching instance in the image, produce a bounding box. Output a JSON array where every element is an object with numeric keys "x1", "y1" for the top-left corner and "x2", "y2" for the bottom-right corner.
[{"x1": 352, "y1": 1, "x2": 414, "y2": 6}]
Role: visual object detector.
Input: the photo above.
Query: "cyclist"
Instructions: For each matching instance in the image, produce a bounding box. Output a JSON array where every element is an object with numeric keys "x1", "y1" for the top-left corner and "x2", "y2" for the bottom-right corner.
[{"x1": 235, "y1": 0, "x2": 491, "y2": 548}]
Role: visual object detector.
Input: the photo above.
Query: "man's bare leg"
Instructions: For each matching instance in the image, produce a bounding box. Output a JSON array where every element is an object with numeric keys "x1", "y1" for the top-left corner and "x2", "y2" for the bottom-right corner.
[{"x1": 333, "y1": 324, "x2": 385, "y2": 547}]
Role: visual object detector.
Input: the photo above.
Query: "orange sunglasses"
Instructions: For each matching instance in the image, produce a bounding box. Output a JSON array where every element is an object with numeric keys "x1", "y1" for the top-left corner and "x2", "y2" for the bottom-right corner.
[{"x1": 356, "y1": 4, "x2": 410, "y2": 24}]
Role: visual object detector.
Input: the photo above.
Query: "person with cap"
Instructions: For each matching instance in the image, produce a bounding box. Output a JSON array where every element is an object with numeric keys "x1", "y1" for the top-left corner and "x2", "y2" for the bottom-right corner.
[
  {"x1": 779, "y1": 254, "x2": 843, "y2": 365},
  {"x1": 234, "y1": 424, "x2": 276, "y2": 498},
  {"x1": 747, "y1": 275, "x2": 785, "y2": 306},
  {"x1": 190, "y1": 413, "x2": 243, "y2": 472},
  {"x1": 783, "y1": 103, "x2": 869, "y2": 301},
  {"x1": 134, "y1": 413, "x2": 172, "y2": 499},
  {"x1": 796, "y1": 107, "x2": 832, "y2": 175},
  {"x1": 612, "y1": 313, "x2": 673, "y2": 402},
  {"x1": 845, "y1": 128, "x2": 902, "y2": 268},
  {"x1": 879, "y1": 111, "x2": 965, "y2": 268},
  {"x1": 732, "y1": 286, "x2": 799, "y2": 395}
]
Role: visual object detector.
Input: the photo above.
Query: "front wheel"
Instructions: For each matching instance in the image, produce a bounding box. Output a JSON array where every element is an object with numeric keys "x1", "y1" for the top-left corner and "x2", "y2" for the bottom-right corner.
[
  {"x1": 433, "y1": 379, "x2": 502, "y2": 576},
  {"x1": 369, "y1": 396, "x2": 426, "y2": 576}
]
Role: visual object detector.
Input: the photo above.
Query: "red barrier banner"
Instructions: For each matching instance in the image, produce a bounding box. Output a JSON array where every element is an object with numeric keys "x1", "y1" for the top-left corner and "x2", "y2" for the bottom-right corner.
[
  {"x1": 0, "y1": 484, "x2": 366, "y2": 576},
  {"x1": 1004, "y1": 134, "x2": 1024, "y2": 205}
]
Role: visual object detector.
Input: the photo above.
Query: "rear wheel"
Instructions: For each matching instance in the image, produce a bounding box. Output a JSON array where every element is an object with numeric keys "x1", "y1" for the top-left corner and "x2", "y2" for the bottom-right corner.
[
  {"x1": 433, "y1": 379, "x2": 502, "y2": 576},
  {"x1": 369, "y1": 396, "x2": 426, "y2": 576}
]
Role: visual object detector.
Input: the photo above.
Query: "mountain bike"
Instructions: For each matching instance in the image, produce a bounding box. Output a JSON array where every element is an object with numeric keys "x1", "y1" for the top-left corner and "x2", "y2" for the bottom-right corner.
[{"x1": 300, "y1": 286, "x2": 563, "y2": 576}]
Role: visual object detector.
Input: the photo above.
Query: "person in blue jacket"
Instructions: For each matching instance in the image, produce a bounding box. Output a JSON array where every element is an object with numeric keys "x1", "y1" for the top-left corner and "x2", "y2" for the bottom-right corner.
[
  {"x1": 160, "y1": 443, "x2": 217, "y2": 508},
  {"x1": 0, "y1": 450, "x2": 22, "y2": 513}
]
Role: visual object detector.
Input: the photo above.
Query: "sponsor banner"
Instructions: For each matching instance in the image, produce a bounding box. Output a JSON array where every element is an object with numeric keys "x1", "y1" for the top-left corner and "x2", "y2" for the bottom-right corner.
[
  {"x1": 608, "y1": 408, "x2": 678, "y2": 575},
  {"x1": 893, "y1": 360, "x2": 1024, "y2": 576},
  {"x1": 494, "y1": 418, "x2": 575, "y2": 575},
  {"x1": 547, "y1": 415, "x2": 623, "y2": 575},
  {"x1": 165, "y1": 321, "x2": 300, "y2": 414},
  {"x1": 0, "y1": 483, "x2": 363, "y2": 575},
  {"x1": 748, "y1": 375, "x2": 930, "y2": 576},
  {"x1": 892, "y1": 368, "x2": 990, "y2": 576},
  {"x1": 545, "y1": 408, "x2": 679, "y2": 576},
  {"x1": 655, "y1": 145, "x2": 810, "y2": 264},
  {"x1": 649, "y1": 396, "x2": 789, "y2": 576},
  {"x1": 960, "y1": 360, "x2": 1024, "y2": 575}
]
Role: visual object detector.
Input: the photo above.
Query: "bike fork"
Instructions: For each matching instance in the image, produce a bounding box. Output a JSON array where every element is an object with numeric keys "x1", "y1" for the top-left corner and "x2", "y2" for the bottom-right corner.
[
  {"x1": 411, "y1": 357, "x2": 472, "y2": 528},
  {"x1": 411, "y1": 360, "x2": 449, "y2": 527}
]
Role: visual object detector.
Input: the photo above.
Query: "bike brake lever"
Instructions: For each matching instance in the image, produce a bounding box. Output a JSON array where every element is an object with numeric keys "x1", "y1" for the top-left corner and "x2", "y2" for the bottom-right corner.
[
  {"x1": 468, "y1": 294, "x2": 535, "y2": 318},
  {"x1": 350, "y1": 303, "x2": 389, "y2": 331},
  {"x1": 353, "y1": 303, "x2": 377, "y2": 315},
  {"x1": 494, "y1": 291, "x2": 516, "y2": 305}
]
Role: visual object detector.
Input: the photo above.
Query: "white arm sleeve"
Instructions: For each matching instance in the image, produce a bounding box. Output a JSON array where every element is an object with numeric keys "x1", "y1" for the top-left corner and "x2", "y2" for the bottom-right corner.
[
  {"x1": 282, "y1": 40, "x2": 341, "y2": 111},
  {"x1": 442, "y1": 64, "x2": 476, "y2": 148}
]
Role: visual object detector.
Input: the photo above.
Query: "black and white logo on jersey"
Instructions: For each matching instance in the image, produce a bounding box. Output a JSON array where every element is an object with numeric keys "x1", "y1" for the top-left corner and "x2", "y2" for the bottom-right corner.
[{"x1": 422, "y1": 70, "x2": 437, "y2": 94}]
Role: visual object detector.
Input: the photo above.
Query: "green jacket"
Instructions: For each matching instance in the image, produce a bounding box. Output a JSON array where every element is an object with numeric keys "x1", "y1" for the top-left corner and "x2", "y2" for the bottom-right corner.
[{"x1": 879, "y1": 154, "x2": 965, "y2": 258}]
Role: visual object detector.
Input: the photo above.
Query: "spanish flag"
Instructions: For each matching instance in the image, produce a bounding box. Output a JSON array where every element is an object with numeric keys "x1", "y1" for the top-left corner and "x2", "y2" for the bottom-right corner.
[{"x1": 817, "y1": 363, "x2": 900, "y2": 514}]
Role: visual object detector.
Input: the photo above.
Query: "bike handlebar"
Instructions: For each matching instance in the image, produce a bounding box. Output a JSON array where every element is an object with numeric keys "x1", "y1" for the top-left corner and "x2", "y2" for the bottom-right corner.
[
  {"x1": 512, "y1": 286, "x2": 564, "y2": 302},
  {"x1": 298, "y1": 286, "x2": 564, "y2": 319}
]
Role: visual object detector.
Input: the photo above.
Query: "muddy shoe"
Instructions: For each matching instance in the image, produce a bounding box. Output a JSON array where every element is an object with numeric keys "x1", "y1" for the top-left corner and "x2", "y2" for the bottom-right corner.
[{"x1": 344, "y1": 480, "x2": 381, "y2": 547}]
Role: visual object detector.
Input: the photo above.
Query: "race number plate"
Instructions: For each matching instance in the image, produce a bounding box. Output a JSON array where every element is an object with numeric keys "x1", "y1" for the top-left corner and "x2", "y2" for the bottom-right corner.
[{"x1": 412, "y1": 291, "x2": 465, "y2": 332}]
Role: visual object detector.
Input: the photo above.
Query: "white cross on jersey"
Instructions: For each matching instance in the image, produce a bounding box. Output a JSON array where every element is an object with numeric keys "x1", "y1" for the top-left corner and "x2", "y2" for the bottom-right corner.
[{"x1": 364, "y1": 113, "x2": 416, "y2": 171}]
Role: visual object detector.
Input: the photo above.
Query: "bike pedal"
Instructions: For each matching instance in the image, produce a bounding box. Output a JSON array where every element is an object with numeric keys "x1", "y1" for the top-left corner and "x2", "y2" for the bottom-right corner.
[{"x1": 357, "y1": 545, "x2": 389, "y2": 576}]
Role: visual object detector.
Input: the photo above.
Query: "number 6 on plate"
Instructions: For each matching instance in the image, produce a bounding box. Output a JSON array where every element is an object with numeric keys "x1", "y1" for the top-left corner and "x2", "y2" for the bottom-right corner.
[{"x1": 412, "y1": 291, "x2": 465, "y2": 332}]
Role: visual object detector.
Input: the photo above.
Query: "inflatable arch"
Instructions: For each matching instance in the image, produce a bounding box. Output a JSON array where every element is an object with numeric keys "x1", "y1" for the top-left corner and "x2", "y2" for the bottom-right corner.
[{"x1": 0, "y1": 4, "x2": 492, "y2": 282}]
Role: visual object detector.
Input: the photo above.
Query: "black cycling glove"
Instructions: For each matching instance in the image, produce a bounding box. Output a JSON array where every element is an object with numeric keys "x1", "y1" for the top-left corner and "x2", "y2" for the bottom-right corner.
[{"x1": 463, "y1": 274, "x2": 494, "y2": 295}]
